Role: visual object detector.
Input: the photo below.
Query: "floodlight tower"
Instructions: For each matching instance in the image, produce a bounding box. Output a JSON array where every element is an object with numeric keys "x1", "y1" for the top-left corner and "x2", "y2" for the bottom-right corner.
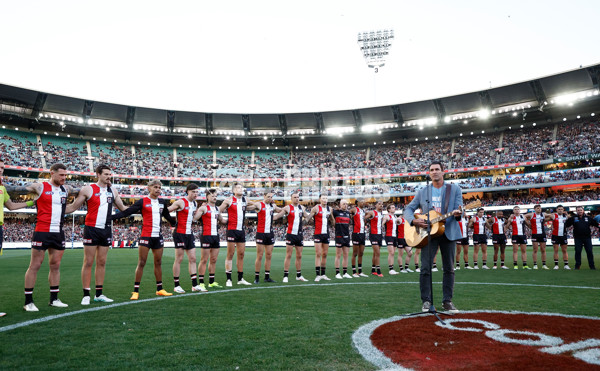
[{"x1": 357, "y1": 29, "x2": 394, "y2": 73}]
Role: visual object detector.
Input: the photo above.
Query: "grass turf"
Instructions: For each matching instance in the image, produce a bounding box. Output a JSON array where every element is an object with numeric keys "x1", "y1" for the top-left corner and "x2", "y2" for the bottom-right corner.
[{"x1": 0, "y1": 246, "x2": 598, "y2": 370}]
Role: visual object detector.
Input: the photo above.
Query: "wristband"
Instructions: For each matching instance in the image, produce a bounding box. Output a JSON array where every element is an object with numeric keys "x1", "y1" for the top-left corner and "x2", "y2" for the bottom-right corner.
[{"x1": 26, "y1": 200, "x2": 35, "y2": 207}]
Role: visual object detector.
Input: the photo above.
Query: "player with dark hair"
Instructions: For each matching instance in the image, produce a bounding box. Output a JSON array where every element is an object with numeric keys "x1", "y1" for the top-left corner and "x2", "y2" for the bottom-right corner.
[
  {"x1": 525, "y1": 204, "x2": 549, "y2": 269},
  {"x1": 350, "y1": 199, "x2": 368, "y2": 277},
  {"x1": 456, "y1": 210, "x2": 469, "y2": 269},
  {"x1": 545, "y1": 205, "x2": 570, "y2": 270},
  {"x1": 274, "y1": 192, "x2": 310, "y2": 283},
  {"x1": 249, "y1": 190, "x2": 282, "y2": 284},
  {"x1": 111, "y1": 179, "x2": 177, "y2": 299},
  {"x1": 365, "y1": 201, "x2": 384, "y2": 277},
  {"x1": 21, "y1": 163, "x2": 77, "y2": 311},
  {"x1": 65, "y1": 164, "x2": 127, "y2": 305},
  {"x1": 468, "y1": 208, "x2": 489, "y2": 269},
  {"x1": 307, "y1": 194, "x2": 333, "y2": 281},
  {"x1": 506, "y1": 205, "x2": 530, "y2": 269},
  {"x1": 194, "y1": 188, "x2": 226, "y2": 290},
  {"x1": 396, "y1": 211, "x2": 413, "y2": 273},
  {"x1": 487, "y1": 210, "x2": 508, "y2": 269},
  {"x1": 332, "y1": 199, "x2": 352, "y2": 279},
  {"x1": 383, "y1": 203, "x2": 399, "y2": 275},
  {"x1": 167, "y1": 183, "x2": 204, "y2": 293},
  {"x1": 219, "y1": 183, "x2": 256, "y2": 287}
]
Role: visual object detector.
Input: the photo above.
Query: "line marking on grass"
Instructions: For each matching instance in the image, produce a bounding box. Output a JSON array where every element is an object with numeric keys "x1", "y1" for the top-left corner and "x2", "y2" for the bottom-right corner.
[{"x1": 1, "y1": 281, "x2": 598, "y2": 333}]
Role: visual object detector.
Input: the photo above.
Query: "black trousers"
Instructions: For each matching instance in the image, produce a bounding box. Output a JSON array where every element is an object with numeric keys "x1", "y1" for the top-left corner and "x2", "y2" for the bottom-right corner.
[
  {"x1": 420, "y1": 234, "x2": 456, "y2": 303},
  {"x1": 574, "y1": 238, "x2": 595, "y2": 269}
]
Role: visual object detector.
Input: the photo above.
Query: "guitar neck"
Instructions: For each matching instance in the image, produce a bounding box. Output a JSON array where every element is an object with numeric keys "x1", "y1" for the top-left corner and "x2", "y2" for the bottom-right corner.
[{"x1": 430, "y1": 211, "x2": 454, "y2": 224}]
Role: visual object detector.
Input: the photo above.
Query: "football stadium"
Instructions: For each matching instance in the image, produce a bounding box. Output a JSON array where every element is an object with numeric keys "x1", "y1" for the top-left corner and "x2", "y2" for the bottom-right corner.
[{"x1": 1, "y1": 1, "x2": 600, "y2": 370}]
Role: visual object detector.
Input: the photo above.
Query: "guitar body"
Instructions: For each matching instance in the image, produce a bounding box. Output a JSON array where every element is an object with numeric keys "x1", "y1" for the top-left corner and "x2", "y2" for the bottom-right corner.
[{"x1": 404, "y1": 210, "x2": 446, "y2": 248}]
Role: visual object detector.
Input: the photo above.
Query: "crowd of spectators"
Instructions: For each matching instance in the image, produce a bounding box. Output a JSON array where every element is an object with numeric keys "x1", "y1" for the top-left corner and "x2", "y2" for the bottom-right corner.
[
  {"x1": 216, "y1": 153, "x2": 253, "y2": 178},
  {"x1": 0, "y1": 129, "x2": 41, "y2": 168},
  {"x1": 253, "y1": 151, "x2": 288, "y2": 178},
  {"x1": 499, "y1": 126, "x2": 554, "y2": 163},
  {"x1": 555, "y1": 121, "x2": 600, "y2": 158},
  {"x1": 136, "y1": 146, "x2": 175, "y2": 177},
  {"x1": 176, "y1": 150, "x2": 213, "y2": 178},
  {"x1": 452, "y1": 133, "x2": 500, "y2": 168},
  {"x1": 406, "y1": 140, "x2": 452, "y2": 172},
  {"x1": 2, "y1": 121, "x2": 600, "y2": 187},
  {"x1": 42, "y1": 138, "x2": 90, "y2": 172},
  {"x1": 370, "y1": 144, "x2": 409, "y2": 173},
  {"x1": 292, "y1": 149, "x2": 367, "y2": 171},
  {"x1": 92, "y1": 143, "x2": 136, "y2": 175}
]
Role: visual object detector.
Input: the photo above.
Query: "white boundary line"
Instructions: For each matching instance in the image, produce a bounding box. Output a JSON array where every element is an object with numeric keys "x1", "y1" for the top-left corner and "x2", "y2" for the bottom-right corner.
[
  {"x1": 1, "y1": 281, "x2": 598, "y2": 333},
  {"x1": 352, "y1": 310, "x2": 600, "y2": 371}
]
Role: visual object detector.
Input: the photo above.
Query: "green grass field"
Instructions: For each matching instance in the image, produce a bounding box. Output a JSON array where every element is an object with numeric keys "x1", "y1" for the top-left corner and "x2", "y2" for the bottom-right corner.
[{"x1": 0, "y1": 246, "x2": 598, "y2": 370}]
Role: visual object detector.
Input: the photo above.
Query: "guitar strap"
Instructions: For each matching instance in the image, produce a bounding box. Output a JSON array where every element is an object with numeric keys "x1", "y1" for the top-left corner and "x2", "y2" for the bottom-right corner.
[{"x1": 443, "y1": 183, "x2": 452, "y2": 214}]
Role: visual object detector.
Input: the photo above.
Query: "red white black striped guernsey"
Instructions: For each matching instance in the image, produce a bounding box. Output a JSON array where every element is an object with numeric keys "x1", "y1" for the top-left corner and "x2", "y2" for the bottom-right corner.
[
  {"x1": 396, "y1": 217, "x2": 406, "y2": 239},
  {"x1": 141, "y1": 197, "x2": 165, "y2": 237},
  {"x1": 530, "y1": 212, "x2": 545, "y2": 234},
  {"x1": 458, "y1": 216, "x2": 468, "y2": 239},
  {"x1": 286, "y1": 204, "x2": 304, "y2": 235},
  {"x1": 385, "y1": 214, "x2": 396, "y2": 237},
  {"x1": 510, "y1": 215, "x2": 525, "y2": 235},
  {"x1": 552, "y1": 213, "x2": 567, "y2": 237},
  {"x1": 473, "y1": 216, "x2": 486, "y2": 234},
  {"x1": 314, "y1": 205, "x2": 330, "y2": 235},
  {"x1": 257, "y1": 201, "x2": 274, "y2": 233},
  {"x1": 176, "y1": 198, "x2": 197, "y2": 234},
  {"x1": 35, "y1": 182, "x2": 67, "y2": 233},
  {"x1": 353, "y1": 207, "x2": 365, "y2": 234},
  {"x1": 370, "y1": 210, "x2": 382, "y2": 235},
  {"x1": 492, "y1": 217, "x2": 504, "y2": 234},
  {"x1": 201, "y1": 204, "x2": 219, "y2": 236},
  {"x1": 85, "y1": 184, "x2": 113, "y2": 229},
  {"x1": 227, "y1": 196, "x2": 246, "y2": 231}
]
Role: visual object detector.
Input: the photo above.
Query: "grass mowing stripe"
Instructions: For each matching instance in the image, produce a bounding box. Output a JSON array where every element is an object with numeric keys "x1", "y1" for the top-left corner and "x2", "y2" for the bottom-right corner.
[{"x1": 2, "y1": 280, "x2": 597, "y2": 333}]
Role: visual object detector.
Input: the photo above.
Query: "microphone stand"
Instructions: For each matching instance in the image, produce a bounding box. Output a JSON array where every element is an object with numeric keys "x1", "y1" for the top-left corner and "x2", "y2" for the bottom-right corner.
[{"x1": 406, "y1": 177, "x2": 450, "y2": 324}]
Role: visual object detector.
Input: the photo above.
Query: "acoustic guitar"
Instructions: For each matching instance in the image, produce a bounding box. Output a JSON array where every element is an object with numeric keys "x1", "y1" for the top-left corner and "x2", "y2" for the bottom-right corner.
[{"x1": 404, "y1": 200, "x2": 482, "y2": 248}]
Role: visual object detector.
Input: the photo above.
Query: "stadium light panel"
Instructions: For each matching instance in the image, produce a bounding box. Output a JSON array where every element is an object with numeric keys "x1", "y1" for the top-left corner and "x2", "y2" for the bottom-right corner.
[{"x1": 325, "y1": 126, "x2": 354, "y2": 135}]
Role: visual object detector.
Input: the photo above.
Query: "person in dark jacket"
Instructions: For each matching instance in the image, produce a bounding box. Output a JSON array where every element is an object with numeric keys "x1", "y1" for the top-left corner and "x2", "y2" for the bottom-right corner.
[{"x1": 565, "y1": 206, "x2": 598, "y2": 270}]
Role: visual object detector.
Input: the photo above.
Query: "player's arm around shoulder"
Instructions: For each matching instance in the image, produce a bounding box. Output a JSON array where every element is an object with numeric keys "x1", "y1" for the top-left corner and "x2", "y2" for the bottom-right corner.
[
  {"x1": 112, "y1": 187, "x2": 128, "y2": 212},
  {"x1": 218, "y1": 197, "x2": 231, "y2": 213},
  {"x1": 65, "y1": 184, "x2": 92, "y2": 214},
  {"x1": 273, "y1": 205, "x2": 289, "y2": 221}
]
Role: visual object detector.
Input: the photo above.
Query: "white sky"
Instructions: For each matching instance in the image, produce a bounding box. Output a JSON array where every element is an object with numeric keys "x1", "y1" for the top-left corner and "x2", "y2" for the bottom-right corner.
[{"x1": 0, "y1": 0, "x2": 598, "y2": 114}]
